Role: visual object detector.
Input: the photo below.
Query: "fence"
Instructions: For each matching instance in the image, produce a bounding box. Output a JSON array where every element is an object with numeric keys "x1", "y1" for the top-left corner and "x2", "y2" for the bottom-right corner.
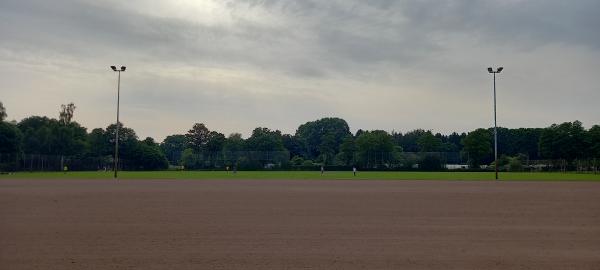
[
  {"x1": 526, "y1": 159, "x2": 600, "y2": 173},
  {"x1": 323, "y1": 152, "x2": 465, "y2": 169},
  {"x1": 0, "y1": 153, "x2": 114, "y2": 172},
  {"x1": 181, "y1": 151, "x2": 291, "y2": 169},
  {"x1": 2, "y1": 152, "x2": 598, "y2": 173},
  {"x1": 0, "y1": 151, "x2": 292, "y2": 171}
]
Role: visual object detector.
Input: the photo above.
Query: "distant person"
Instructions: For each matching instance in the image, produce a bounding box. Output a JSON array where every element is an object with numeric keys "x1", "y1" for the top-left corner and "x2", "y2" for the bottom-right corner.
[
  {"x1": 352, "y1": 166, "x2": 357, "y2": 176},
  {"x1": 226, "y1": 166, "x2": 230, "y2": 173},
  {"x1": 321, "y1": 165, "x2": 324, "y2": 175},
  {"x1": 63, "y1": 165, "x2": 68, "y2": 174}
]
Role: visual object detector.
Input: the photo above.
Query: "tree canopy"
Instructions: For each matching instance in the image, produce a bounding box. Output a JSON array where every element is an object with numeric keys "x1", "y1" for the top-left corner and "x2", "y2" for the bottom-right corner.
[{"x1": 1, "y1": 102, "x2": 598, "y2": 171}]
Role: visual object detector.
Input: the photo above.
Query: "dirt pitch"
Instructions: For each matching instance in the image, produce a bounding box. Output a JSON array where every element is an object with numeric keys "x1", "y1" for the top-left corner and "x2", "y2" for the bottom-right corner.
[{"x1": 1, "y1": 179, "x2": 599, "y2": 270}]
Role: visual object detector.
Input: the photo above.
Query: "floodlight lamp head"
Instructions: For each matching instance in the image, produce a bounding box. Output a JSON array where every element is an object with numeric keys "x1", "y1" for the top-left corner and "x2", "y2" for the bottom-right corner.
[
  {"x1": 111, "y1": 66, "x2": 117, "y2": 71},
  {"x1": 121, "y1": 66, "x2": 126, "y2": 71},
  {"x1": 488, "y1": 67, "x2": 493, "y2": 73},
  {"x1": 497, "y1": 67, "x2": 503, "y2": 73}
]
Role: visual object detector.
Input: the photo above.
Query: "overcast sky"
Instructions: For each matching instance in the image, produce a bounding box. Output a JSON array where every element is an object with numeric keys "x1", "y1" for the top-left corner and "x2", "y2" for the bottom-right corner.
[{"x1": 1, "y1": 0, "x2": 599, "y2": 140}]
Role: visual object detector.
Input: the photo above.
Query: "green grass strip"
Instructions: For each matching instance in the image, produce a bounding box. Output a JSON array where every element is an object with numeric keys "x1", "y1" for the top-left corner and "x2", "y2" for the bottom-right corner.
[{"x1": 1, "y1": 171, "x2": 600, "y2": 181}]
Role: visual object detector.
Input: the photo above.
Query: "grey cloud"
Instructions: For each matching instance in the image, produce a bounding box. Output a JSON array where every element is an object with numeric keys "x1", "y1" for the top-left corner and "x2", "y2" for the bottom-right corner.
[
  {"x1": 1, "y1": 0, "x2": 599, "y2": 140},
  {"x1": 3, "y1": 0, "x2": 598, "y2": 78}
]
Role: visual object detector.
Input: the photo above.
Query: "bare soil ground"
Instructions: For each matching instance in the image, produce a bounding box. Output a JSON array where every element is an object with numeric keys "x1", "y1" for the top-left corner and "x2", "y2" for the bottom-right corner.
[{"x1": 1, "y1": 179, "x2": 599, "y2": 270}]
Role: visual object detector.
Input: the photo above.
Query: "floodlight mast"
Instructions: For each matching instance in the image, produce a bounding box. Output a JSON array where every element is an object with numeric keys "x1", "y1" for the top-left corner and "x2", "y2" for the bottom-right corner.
[
  {"x1": 488, "y1": 67, "x2": 503, "y2": 180},
  {"x1": 110, "y1": 65, "x2": 126, "y2": 178}
]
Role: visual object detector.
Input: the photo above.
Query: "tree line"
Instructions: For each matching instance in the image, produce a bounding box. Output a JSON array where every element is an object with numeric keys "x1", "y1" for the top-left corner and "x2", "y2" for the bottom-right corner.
[{"x1": 1, "y1": 101, "x2": 599, "y2": 171}]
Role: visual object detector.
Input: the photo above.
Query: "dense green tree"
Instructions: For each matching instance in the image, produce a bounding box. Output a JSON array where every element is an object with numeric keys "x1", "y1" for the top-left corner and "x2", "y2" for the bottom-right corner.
[
  {"x1": 185, "y1": 123, "x2": 210, "y2": 153},
  {"x1": 462, "y1": 128, "x2": 492, "y2": 168},
  {"x1": 417, "y1": 132, "x2": 443, "y2": 152},
  {"x1": 206, "y1": 131, "x2": 226, "y2": 152},
  {"x1": 318, "y1": 133, "x2": 337, "y2": 164},
  {"x1": 246, "y1": 127, "x2": 288, "y2": 167},
  {"x1": 180, "y1": 148, "x2": 198, "y2": 169},
  {"x1": 203, "y1": 131, "x2": 226, "y2": 167},
  {"x1": 355, "y1": 130, "x2": 397, "y2": 167},
  {"x1": 222, "y1": 133, "x2": 245, "y2": 166},
  {"x1": 282, "y1": 134, "x2": 304, "y2": 158},
  {"x1": 447, "y1": 132, "x2": 466, "y2": 151},
  {"x1": 17, "y1": 116, "x2": 86, "y2": 157},
  {"x1": 53, "y1": 122, "x2": 87, "y2": 157},
  {"x1": 142, "y1": 137, "x2": 157, "y2": 146},
  {"x1": 501, "y1": 128, "x2": 542, "y2": 159},
  {"x1": 0, "y1": 121, "x2": 22, "y2": 171},
  {"x1": 132, "y1": 142, "x2": 168, "y2": 170},
  {"x1": 160, "y1": 134, "x2": 187, "y2": 165},
  {"x1": 17, "y1": 116, "x2": 54, "y2": 155},
  {"x1": 335, "y1": 136, "x2": 357, "y2": 166},
  {"x1": 105, "y1": 123, "x2": 139, "y2": 167},
  {"x1": 0, "y1": 122, "x2": 22, "y2": 153},
  {"x1": 588, "y1": 125, "x2": 600, "y2": 158},
  {"x1": 88, "y1": 128, "x2": 112, "y2": 156},
  {"x1": 539, "y1": 121, "x2": 587, "y2": 161},
  {"x1": 223, "y1": 133, "x2": 245, "y2": 152},
  {"x1": 394, "y1": 129, "x2": 428, "y2": 152},
  {"x1": 246, "y1": 128, "x2": 285, "y2": 152},
  {"x1": 295, "y1": 118, "x2": 351, "y2": 159},
  {"x1": 5, "y1": 111, "x2": 600, "y2": 171}
]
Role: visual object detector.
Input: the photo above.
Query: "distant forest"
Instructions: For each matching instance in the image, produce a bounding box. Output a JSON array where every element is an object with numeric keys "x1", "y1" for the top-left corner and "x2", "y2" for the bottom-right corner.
[{"x1": 1, "y1": 102, "x2": 599, "y2": 171}]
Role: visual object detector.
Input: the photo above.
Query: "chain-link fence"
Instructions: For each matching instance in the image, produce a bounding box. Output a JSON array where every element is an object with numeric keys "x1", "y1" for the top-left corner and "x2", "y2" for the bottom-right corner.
[
  {"x1": 0, "y1": 151, "x2": 292, "y2": 171},
  {"x1": 2, "y1": 152, "x2": 598, "y2": 173},
  {"x1": 0, "y1": 153, "x2": 113, "y2": 172},
  {"x1": 525, "y1": 159, "x2": 600, "y2": 173}
]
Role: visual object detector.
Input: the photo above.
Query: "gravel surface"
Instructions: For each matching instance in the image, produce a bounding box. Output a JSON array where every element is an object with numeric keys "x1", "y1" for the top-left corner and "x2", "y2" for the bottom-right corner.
[{"x1": 1, "y1": 179, "x2": 599, "y2": 269}]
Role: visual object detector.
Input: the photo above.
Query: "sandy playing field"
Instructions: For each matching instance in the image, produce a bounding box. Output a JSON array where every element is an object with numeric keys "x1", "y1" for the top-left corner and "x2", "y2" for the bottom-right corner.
[{"x1": 1, "y1": 179, "x2": 599, "y2": 269}]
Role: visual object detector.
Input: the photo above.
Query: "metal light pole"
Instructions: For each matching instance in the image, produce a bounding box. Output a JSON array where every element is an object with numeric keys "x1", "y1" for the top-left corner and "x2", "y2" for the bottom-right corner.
[
  {"x1": 111, "y1": 66, "x2": 126, "y2": 178},
  {"x1": 487, "y1": 67, "x2": 503, "y2": 180}
]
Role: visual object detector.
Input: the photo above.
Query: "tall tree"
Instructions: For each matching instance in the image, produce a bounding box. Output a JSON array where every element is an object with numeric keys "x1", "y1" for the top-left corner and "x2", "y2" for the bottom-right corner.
[
  {"x1": 17, "y1": 116, "x2": 54, "y2": 155},
  {"x1": 355, "y1": 130, "x2": 397, "y2": 167},
  {"x1": 88, "y1": 128, "x2": 109, "y2": 157},
  {"x1": 223, "y1": 133, "x2": 245, "y2": 165},
  {"x1": 160, "y1": 134, "x2": 187, "y2": 165},
  {"x1": 223, "y1": 133, "x2": 245, "y2": 152},
  {"x1": 417, "y1": 131, "x2": 443, "y2": 152},
  {"x1": 133, "y1": 140, "x2": 169, "y2": 170},
  {"x1": 295, "y1": 118, "x2": 351, "y2": 159},
  {"x1": 336, "y1": 136, "x2": 357, "y2": 166},
  {"x1": 0, "y1": 121, "x2": 22, "y2": 154},
  {"x1": 395, "y1": 129, "x2": 429, "y2": 152},
  {"x1": 206, "y1": 131, "x2": 226, "y2": 152},
  {"x1": 282, "y1": 134, "x2": 304, "y2": 158},
  {"x1": 59, "y1": 103, "x2": 76, "y2": 125},
  {"x1": 0, "y1": 101, "x2": 6, "y2": 122},
  {"x1": 246, "y1": 127, "x2": 285, "y2": 152},
  {"x1": 105, "y1": 123, "x2": 139, "y2": 165},
  {"x1": 0, "y1": 121, "x2": 22, "y2": 171},
  {"x1": 462, "y1": 128, "x2": 492, "y2": 168},
  {"x1": 185, "y1": 123, "x2": 210, "y2": 153},
  {"x1": 447, "y1": 132, "x2": 466, "y2": 151},
  {"x1": 245, "y1": 127, "x2": 288, "y2": 167},
  {"x1": 539, "y1": 121, "x2": 587, "y2": 161},
  {"x1": 588, "y1": 125, "x2": 600, "y2": 158}
]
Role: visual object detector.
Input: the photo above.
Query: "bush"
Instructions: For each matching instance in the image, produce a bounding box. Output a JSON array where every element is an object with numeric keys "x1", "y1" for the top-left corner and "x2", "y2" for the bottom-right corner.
[
  {"x1": 301, "y1": 159, "x2": 315, "y2": 167},
  {"x1": 508, "y1": 157, "x2": 524, "y2": 172}
]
